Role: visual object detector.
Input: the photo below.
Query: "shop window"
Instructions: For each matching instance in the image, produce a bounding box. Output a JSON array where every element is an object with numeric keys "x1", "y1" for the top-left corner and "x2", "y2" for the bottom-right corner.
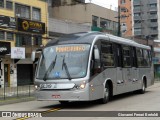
[
  {"x1": 6, "y1": 32, "x2": 14, "y2": 40},
  {"x1": 33, "y1": 36, "x2": 42, "y2": 45},
  {"x1": 0, "y1": 31, "x2": 5, "y2": 40},
  {"x1": 0, "y1": 0, "x2": 4, "y2": 8},
  {"x1": 6, "y1": 1, "x2": 13, "y2": 10},
  {"x1": 16, "y1": 34, "x2": 32, "y2": 47},
  {"x1": 15, "y1": 4, "x2": 30, "y2": 19},
  {"x1": 32, "y1": 7, "x2": 41, "y2": 21}
]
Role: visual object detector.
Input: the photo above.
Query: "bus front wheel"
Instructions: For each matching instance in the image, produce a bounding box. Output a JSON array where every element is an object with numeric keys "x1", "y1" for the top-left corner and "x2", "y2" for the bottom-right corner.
[{"x1": 99, "y1": 83, "x2": 110, "y2": 104}]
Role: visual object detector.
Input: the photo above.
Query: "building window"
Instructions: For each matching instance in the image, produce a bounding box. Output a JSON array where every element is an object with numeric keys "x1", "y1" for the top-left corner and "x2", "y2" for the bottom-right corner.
[
  {"x1": 100, "y1": 18, "x2": 111, "y2": 30},
  {"x1": 33, "y1": 36, "x2": 42, "y2": 45},
  {"x1": 32, "y1": 7, "x2": 41, "y2": 21},
  {"x1": 0, "y1": 0, "x2": 4, "y2": 8},
  {"x1": 150, "y1": 19, "x2": 157, "y2": 22},
  {"x1": 121, "y1": 7, "x2": 128, "y2": 12},
  {"x1": 16, "y1": 34, "x2": 32, "y2": 47},
  {"x1": 6, "y1": 1, "x2": 13, "y2": 10},
  {"x1": 150, "y1": 4, "x2": 157, "y2": 8},
  {"x1": 0, "y1": 31, "x2": 5, "y2": 40},
  {"x1": 15, "y1": 4, "x2": 30, "y2": 19},
  {"x1": 92, "y1": 16, "x2": 99, "y2": 27},
  {"x1": 150, "y1": 27, "x2": 158, "y2": 30},
  {"x1": 121, "y1": 0, "x2": 126, "y2": 4},
  {"x1": 6, "y1": 32, "x2": 14, "y2": 40},
  {"x1": 134, "y1": 13, "x2": 141, "y2": 16},
  {"x1": 150, "y1": 11, "x2": 157, "y2": 15}
]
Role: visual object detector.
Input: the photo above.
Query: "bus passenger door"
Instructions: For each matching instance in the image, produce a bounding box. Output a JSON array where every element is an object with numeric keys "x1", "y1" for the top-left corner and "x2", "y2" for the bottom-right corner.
[
  {"x1": 115, "y1": 44, "x2": 125, "y2": 94},
  {"x1": 122, "y1": 46, "x2": 132, "y2": 92}
]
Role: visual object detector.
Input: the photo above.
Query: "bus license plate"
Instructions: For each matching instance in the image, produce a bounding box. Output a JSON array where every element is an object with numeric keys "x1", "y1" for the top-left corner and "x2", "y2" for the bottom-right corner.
[
  {"x1": 40, "y1": 84, "x2": 52, "y2": 89},
  {"x1": 52, "y1": 95, "x2": 61, "y2": 99}
]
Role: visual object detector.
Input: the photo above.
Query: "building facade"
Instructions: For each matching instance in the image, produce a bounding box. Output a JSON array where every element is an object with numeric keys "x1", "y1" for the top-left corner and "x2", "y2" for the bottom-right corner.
[
  {"x1": 158, "y1": 0, "x2": 160, "y2": 40},
  {"x1": 48, "y1": 0, "x2": 118, "y2": 37},
  {"x1": 119, "y1": 0, "x2": 132, "y2": 38},
  {"x1": 0, "y1": 0, "x2": 48, "y2": 87},
  {"x1": 133, "y1": 0, "x2": 158, "y2": 40}
]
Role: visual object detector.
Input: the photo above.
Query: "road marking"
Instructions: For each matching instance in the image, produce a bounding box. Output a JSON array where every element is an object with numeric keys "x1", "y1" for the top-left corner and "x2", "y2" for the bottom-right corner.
[{"x1": 15, "y1": 108, "x2": 61, "y2": 120}]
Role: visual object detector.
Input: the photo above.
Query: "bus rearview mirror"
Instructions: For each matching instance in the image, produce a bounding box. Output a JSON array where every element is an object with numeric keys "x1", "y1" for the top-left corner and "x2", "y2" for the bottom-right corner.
[
  {"x1": 94, "y1": 48, "x2": 100, "y2": 60},
  {"x1": 31, "y1": 51, "x2": 36, "y2": 62}
]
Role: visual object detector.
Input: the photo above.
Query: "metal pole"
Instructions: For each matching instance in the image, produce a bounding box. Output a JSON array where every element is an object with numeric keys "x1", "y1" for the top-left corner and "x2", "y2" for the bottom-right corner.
[{"x1": 117, "y1": 6, "x2": 121, "y2": 37}]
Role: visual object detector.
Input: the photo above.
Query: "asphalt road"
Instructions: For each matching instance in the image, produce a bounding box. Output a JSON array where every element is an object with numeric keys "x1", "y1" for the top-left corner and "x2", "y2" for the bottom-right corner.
[{"x1": 0, "y1": 82, "x2": 160, "y2": 120}]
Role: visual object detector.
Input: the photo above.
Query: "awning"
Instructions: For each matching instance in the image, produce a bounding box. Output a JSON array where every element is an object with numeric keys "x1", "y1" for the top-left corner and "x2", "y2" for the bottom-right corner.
[{"x1": 16, "y1": 58, "x2": 33, "y2": 64}]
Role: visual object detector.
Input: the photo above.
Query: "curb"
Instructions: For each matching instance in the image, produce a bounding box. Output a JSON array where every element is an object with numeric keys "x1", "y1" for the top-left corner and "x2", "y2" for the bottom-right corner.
[{"x1": 0, "y1": 96, "x2": 36, "y2": 106}]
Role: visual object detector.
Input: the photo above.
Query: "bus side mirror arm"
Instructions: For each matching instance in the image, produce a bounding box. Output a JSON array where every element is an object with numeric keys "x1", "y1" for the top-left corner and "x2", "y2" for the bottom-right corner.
[
  {"x1": 94, "y1": 47, "x2": 101, "y2": 68},
  {"x1": 94, "y1": 48, "x2": 100, "y2": 60},
  {"x1": 31, "y1": 48, "x2": 42, "y2": 62},
  {"x1": 31, "y1": 51, "x2": 36, "y2": 62}
]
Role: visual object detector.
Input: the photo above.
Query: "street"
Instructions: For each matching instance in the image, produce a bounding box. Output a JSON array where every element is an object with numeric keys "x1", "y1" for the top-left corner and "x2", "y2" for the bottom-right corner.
[{"x1": 0, "y1": 82, "x2": 160, "y2": 120}]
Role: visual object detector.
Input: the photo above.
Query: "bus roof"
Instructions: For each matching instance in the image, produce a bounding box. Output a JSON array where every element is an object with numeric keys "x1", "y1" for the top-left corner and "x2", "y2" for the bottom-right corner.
[{"x1": 46, "y1": 32, "x2": 150, "y2": 50}]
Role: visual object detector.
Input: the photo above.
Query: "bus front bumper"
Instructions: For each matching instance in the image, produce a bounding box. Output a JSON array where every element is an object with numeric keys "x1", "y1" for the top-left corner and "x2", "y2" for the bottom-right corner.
[{"x1": 35, "y1": 89, "x2": 89, "y2": 101}]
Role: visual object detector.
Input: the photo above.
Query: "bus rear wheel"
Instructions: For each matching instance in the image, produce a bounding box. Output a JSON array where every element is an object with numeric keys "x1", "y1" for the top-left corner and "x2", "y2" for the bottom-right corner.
[
  {"x1": 139, "y1": 80, "x2": 146, "y2": 94},
  {"x1": 99, "y1": 83, "x2": 110, "y2": 104}
]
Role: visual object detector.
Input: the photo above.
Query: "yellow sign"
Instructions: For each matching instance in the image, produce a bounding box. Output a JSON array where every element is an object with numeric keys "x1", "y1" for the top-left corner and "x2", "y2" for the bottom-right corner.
[
  {"x1": 22, "y1": 21, "x2": 29, "y2": 30},
  {"x1": 56, "y1": 46, "x2": 85, "y2": 52},
  {"x1": 18, "y1": 18, "x2": 45, "y2": 34}
]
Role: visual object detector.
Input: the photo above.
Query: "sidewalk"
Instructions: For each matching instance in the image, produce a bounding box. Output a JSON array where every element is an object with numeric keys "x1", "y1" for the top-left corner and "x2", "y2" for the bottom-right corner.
[{"x1": 0, "y1": 85, "x2": 36, "y2": 106}]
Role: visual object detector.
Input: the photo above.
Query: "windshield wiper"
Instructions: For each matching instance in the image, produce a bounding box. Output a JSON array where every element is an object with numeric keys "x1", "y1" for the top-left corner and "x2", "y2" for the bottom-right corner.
[
  {"x1": 62, "y1": 55, "x2": 72, "y2": 80},
  {"x1": 43, "y1": 55, "x2": 57, "y2": 81}
]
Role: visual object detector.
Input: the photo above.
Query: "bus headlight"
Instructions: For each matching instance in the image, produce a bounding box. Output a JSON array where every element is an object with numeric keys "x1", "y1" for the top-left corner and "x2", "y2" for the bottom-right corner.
[
  {"x1": 34, "y1": 85, "x2": 40, "y2": 90},
  {"x1": 80, "y1": 83, "x2": 86, "y2": 89},
  {"x1": 35, "y1": 85, "x2": 38, "y2": 89}
]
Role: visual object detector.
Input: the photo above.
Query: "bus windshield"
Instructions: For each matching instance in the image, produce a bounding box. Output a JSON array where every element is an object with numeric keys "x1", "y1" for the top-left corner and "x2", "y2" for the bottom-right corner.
[{"x1": 36, "y1": 44, "x2": 90, "y2": 80}]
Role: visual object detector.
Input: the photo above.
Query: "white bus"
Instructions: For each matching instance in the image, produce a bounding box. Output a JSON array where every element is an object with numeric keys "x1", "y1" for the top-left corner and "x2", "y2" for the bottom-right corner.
[{"x1": 32, "y1": 32, "x2": 154, "y2": 104}]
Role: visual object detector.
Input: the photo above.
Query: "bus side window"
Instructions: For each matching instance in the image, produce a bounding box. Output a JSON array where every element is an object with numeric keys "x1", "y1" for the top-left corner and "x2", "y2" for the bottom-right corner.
[
  {"x1": 136, "y1": 48, "x2": 144, "y2": 67},
  {"x1": 115, "y1": 44, "x2": 123, "y2": 67},
  {"x1": 122, "y1": 46, "x2": 132, "y2": 67},
  {"x1": 101, "y1": 41, "x2": 115, "y2": 67},
  {"x1": 143, "y1": 49, "x2": 150, "y2": 67}
]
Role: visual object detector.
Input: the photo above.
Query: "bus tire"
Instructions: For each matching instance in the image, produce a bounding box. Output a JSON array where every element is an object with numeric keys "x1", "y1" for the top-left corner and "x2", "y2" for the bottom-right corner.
[
  {"x1": 139, "y1": 80, "x2": 146, "y2": 94},
  {"x1": 99, "y1": 83, "x2": 110, "y2": 104},
  {"x1": 59, "y1": 101, "x2": 69, "y2": 105}
]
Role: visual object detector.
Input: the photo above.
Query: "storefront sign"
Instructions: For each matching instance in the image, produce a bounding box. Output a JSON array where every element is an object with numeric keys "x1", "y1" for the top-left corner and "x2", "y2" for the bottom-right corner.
[
  {"x1": 0, "y1": 15, "x2": 16, "y2": 29},
  {"x1": 11, "y1": 47, "x2": 25, "y2": 59},
  {"x1": 17, "y1": 18, "x2": 45, "y2": 34},
  {"x1": 0, "y1": 42, "x2": 11, "y2": 55}
]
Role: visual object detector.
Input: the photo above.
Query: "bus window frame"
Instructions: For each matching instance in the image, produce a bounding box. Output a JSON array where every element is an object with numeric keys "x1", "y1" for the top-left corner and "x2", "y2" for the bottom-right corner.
[
  {"x1": 122, "y1": 45, "x2": 132, "y2": 68},
  {"x1": 100, "y1": 40, "x2": 116, "y2": 68},
  {"x1": 136, "y1": 48, "x2": 151, "y2": 68}
]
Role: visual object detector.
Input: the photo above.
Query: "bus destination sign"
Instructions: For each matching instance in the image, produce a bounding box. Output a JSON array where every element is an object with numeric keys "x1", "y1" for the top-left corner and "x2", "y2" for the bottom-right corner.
[{"x1": 56, "y1": 46, "x2": 86, "y2": 52}]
